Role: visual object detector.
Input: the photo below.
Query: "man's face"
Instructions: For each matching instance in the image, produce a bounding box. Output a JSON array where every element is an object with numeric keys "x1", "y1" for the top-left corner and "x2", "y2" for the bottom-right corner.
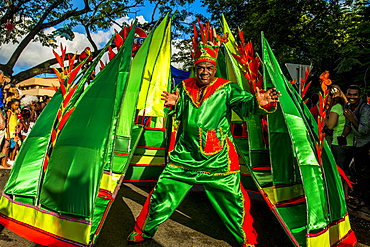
[
  {"x1": 195, "y1": 62, "x2": 217, "y2": 85},
  {"x1": 346, "y1": 88, "x2": 361, "y2": 106}
]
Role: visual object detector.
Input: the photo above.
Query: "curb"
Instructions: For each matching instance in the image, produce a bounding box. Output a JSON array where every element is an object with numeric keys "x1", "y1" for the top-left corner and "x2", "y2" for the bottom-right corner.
[{"x1": 348, "y1": 206, "x2": 370, "y2": 221}]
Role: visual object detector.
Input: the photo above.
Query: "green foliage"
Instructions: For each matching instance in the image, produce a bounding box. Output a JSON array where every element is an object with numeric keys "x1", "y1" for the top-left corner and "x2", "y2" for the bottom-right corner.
[
  {"x1": 199, "y1": 0, "x2": 370, "y2": 90},
  {"x1": 0, "y1": 0, "x2": 198, "y2": 82}
]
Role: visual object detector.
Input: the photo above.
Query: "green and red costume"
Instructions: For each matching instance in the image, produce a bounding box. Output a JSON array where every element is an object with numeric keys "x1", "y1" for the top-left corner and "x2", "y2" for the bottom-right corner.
[{"x1": 128, "y1": 77, "x2": 275, "y2": 246}]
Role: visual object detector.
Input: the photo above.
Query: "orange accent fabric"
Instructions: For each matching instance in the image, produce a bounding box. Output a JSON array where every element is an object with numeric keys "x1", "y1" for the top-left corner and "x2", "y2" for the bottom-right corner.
[
  {"x1": 337, "y1": 230, "x2": 357, "y2": 247},
  {"x1": 0, "y1": 216, "x2": 82, "y2": 247},
  {"x1": 183, "y1": 77, "x2": 231, "y2": 107},
  {"x1": 240, "y1": 184, "x2": 258, "y2": 245},
  {"x1": 168, "y1": 131, "x2": 177, "y2": 152},
  {"x1": 133, "y1": 189, "x2": 154, "y2": 234},
  {"x1": 204, "y1": 129, "x2": 222, "y2": 153},
  {"x1": 226, "y1": 137, "x2": 239, "y2": 171}
]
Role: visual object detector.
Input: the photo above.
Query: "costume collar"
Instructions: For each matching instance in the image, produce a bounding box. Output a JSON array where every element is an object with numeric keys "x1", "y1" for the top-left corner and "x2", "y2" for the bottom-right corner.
[{"x1": 182, "y1": 77, "x2": 231, "y2": 108}]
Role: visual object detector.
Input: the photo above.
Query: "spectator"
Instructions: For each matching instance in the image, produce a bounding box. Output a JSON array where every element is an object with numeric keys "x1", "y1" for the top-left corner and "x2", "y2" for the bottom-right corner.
[
  {"x1": 2, "y1": 99, "x2": 21, "y2": 168},
  {"x1": 325, "y1": 85, "x2": 354, "y2": 201},
  {"x1": 367, "y1": 91, "x2": 370, "y2": 104},
  {"x1": 41, "y1": 95, "x2": 50, "y2": 110},
  {"x1": 31, "y1": 102, "x2": 42, "y2": 121},
  {"x1": 0, "y1": 71, "x2": 6, "y2": 161},
  {"x1": 343, "y1": 85, "x2": 370, "y2": 210},
  {"x1": 20, "y1": 95, "x2": 39, "y2": 122},
  {"x1": 19, "y1": 107, "x2": 34, "y2": 141}
]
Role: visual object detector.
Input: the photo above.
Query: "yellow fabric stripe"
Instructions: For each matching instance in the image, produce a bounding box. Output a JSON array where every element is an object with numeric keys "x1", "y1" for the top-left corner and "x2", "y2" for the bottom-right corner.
[
  {"x1": 0, "y1": 196, "x2": 90, "y2": 244},
  {"x1": 263, "y1": 184, "x2": 304, "y2": 205},
  {"x1": 307, "y1": 214, "x2": 352, "y2": 247},
  {"x1": 99, "y1": 173, "x2": 122, "y2": 193},
  {"x1": 130, "y1": 155, "x2": 165, "y2": 165}
]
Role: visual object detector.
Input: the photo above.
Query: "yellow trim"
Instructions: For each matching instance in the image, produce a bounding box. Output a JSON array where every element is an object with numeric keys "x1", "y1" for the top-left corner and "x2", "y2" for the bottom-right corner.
[
  {"x1": 263, "y1": 184, "x2": 304, "y2": 205},
  {"x1": 306, "y1": 214, "x2": 352, "y2": 247},
  {"x1": 168, "y1": 163, "x2": 240, "y2": 175},
  {"x1": 0, "y1": 196, "x2": 91, "y2": 244},
  {"x1": 258, "y1": 103, "x2": 277, "y2": 113},
  {"x1": 99, "y1": 173, "x2": 122, "y2": 193},
  {"x1": 130, "y1": 155, "x2": 166, "y2": 165}
]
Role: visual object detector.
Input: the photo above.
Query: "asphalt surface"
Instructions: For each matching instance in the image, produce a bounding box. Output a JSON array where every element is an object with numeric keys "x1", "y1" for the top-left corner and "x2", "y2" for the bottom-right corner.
[{"x1": 0, "y1": 169, "x2": 369, "y2": 247}]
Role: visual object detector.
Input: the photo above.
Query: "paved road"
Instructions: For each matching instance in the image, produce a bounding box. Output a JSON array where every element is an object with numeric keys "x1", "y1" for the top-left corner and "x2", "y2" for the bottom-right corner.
[{"x1": 0, "y1": 170, "x2": 369, "y2": 247}]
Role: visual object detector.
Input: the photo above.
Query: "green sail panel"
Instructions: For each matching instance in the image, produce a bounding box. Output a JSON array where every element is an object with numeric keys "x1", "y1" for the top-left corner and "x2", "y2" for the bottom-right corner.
[
  {"x1": 137, "y1": 15, "x2": 170, "y2": 113},
  {"x1": 139, "y1": 18, "x2": 172, "y2": 118},
  {"x1": 262, "y1": 35, "x2": 332, "y2": 232},
  {"x1": 113, "y1": 15, "x2": 171, "y2": 173},
  {"x1": 4, "y1": 91, "x2": 62, "y2": 199},
  {"x1": 39, "y1": 26, "x2": 136, "y2": 218}
]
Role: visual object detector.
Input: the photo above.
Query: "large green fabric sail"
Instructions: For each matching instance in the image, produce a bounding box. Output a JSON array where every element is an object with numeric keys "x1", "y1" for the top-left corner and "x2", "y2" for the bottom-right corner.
[
  {"x1": 137, "y1": 15, "x2": 170, "y2": 112},
  {"x1": 39, "y1": 25, "x2": 137, "y2": 217},
  {"x1": 4, "y1": 36, "x2": 116, "y2": 202},
  {"x1": 112, "y1": 15, "x2": 171, "y2": 173},
  {"x1": 262, "y1": 34, "x2": 346, "y2": 233}
]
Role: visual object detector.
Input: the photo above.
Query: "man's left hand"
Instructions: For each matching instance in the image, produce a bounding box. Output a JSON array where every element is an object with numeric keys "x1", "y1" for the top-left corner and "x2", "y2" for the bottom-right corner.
[{"x1": 256, "y1": 87, "x2": 281, "y2": 106}]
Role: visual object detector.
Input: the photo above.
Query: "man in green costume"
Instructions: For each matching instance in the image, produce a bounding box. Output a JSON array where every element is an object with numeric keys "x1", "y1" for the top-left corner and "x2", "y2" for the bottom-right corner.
[{"x1": 127, "y1": 25, "x2": 281, "y2": 247}]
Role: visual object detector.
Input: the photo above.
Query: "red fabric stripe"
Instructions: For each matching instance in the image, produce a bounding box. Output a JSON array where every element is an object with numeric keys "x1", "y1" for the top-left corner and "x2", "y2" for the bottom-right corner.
[
  {"x1": 0, "y1": 215, "x2": 85, "y2": 247},
  {"x1": 275, "y1": 196, "x2": 305, "y2": 207},
  {"x1": 336, "y1": 230, "x2": 357, "y2": 247},
  {"x1": 168, "y1": 131, "x2": 177, "y2": 152},
  {"x1": 94, "y1": 199, "x2": 115, "y2": 237},
  {"x1": 114, "y1": 152, "x2": 129, "y2": 156},
  {"x1": 133, "y1": 189, "x2": 155, "y2": 234},
  {"x1": 123, "y1": 179, "x2": 158, "y2": 183},
  {"x1": 143, "y1": 127, "x2": 166, "y2": 131},
  {"x1": 240, "y1": 183, "x2": 258, "y2": 245},
  {"x1": 251, "y1": 167, "x2": 271, "y2": 171},
  {"x1": 98, "y1": 189, "x2": 112, "y2": 198},
  {"x1": 226, "y1": 137, "x2": 239, "y2": 171},
  {"x1": 129, "y1": 163, "x2": 165, "y2": 167}
]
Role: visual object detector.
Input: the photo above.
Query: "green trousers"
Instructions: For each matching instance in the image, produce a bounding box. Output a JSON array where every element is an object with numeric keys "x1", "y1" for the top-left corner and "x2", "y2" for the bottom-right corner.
[{"x1": 129, "y1": 164, "x2": 257, "y2": 245}]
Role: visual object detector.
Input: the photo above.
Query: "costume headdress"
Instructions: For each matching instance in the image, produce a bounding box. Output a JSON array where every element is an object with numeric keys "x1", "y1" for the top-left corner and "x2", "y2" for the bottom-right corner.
[{"x1": 191, "y1": 20, "x2": 228, "y2": 66}]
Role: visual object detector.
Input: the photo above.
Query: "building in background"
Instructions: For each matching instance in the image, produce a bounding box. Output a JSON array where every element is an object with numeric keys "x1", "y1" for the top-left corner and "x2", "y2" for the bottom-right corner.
[{"x1": 16, "y1": 77, "x2": 59, "y2": 98}]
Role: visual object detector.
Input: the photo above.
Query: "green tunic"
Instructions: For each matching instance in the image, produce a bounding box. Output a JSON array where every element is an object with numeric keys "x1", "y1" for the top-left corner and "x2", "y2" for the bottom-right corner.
[
  {"x1": 128, "y1": 77, "x2": 275, "y2": 246},
  {"x1": 168, "y1": 77, "x2": 271, "y2": 174}
]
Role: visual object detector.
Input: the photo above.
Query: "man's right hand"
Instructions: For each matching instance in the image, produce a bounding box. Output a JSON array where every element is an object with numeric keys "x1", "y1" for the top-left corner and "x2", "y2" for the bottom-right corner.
[{"x1": 161, "y1": 89, "x2": 179, "y2": 107}]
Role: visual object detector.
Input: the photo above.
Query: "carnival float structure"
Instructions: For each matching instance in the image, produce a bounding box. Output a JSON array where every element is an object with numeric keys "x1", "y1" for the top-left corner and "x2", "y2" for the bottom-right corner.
[{"x1": 0, "y1": 14, "x2": 356, "y2": 247}]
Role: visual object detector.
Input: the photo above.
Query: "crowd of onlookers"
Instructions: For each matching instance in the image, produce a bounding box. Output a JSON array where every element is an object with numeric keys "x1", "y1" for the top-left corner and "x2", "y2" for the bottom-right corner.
[
  {"x1": 0, "y1": 70, "x2": 50, "y2": 169},
  {"x1": 310, "y1": 84, "x2": 370, "y2": 211}
]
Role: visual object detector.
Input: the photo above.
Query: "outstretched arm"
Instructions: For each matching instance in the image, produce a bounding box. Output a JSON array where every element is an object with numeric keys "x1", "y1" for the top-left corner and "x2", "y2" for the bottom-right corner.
[
  {"x1": 255, "y1": 87, "x2": 281, "y2": 107},
  {"x1": 161, "y1": 88, "x2": 179, "y2": 107}
]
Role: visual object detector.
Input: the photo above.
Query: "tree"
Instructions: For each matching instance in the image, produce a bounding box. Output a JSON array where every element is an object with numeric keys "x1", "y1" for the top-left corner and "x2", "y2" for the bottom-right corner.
[
  {"x1": 201, "y1": 0, "x2": 370, "y2": 88},
  {"x1": 0, "y1": 0, "x2": 196, "y2": 84}
]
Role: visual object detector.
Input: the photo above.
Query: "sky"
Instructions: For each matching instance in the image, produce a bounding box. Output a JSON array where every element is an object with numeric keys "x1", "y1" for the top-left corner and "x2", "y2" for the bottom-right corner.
[{"x1": 0, "y1": 0, "x2": 207, "y2": 77}]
